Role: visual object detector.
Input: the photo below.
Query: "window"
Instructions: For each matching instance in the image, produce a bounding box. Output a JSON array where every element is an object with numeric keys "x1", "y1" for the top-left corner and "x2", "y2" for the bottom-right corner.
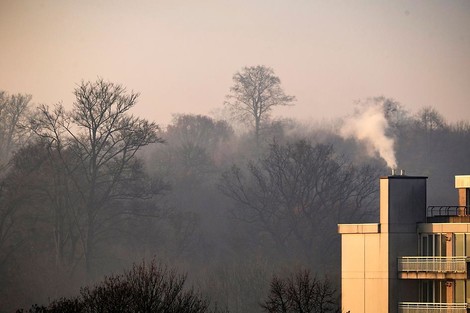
[
  {"x1": 455, "y1": 280, "x2": 465, "y2": 303},
  {"x1": 421, "y1": 234, "x2": 446, "y2": 256},
  {"x1": 454, "y1": 234, "x2": 465, "y2": 256},
  {"x1": 420, "y1": 280, "x2": 446, "y2": 302}
]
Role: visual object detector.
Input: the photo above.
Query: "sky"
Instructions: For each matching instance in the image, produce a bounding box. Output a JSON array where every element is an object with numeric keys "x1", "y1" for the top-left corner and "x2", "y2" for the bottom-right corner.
[{"x1": 1, "y1": 0, "x2": 469, "y2": 126}]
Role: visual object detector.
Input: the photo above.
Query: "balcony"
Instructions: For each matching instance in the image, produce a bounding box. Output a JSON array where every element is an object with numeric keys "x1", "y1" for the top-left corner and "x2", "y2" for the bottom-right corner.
[
  {"x1": 399, "y1": 302, "x2": 467, "y2": 313},
  {"x1": 398, "y1": 257, "x2": 468, "y2": 279},
  {"x1": 427, "y1": 206, "x2": 470, "y2": 223}
]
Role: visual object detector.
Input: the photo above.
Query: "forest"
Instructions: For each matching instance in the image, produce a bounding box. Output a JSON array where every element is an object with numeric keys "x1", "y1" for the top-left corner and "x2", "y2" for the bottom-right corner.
[{"x1": 1, "y1": 66, "x2": 470, "y2": 312}]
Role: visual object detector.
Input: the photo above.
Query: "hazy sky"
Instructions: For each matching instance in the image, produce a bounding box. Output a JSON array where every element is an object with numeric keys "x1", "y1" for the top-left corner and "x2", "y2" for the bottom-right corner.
[{"x1": 1, "y1": 0, "x2": 469, "y2": 126}]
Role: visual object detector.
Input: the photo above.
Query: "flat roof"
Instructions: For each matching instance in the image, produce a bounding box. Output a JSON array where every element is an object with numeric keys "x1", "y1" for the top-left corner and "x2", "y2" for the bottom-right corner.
[{"x1": 380, "y1": 175, "x2": 428, "y2": 179}]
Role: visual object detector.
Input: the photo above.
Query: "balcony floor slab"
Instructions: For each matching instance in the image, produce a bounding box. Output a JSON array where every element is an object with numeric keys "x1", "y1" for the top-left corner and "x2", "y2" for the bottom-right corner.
[{"x1": 399, "y1": 272, "x2": 467, "y2": 280}]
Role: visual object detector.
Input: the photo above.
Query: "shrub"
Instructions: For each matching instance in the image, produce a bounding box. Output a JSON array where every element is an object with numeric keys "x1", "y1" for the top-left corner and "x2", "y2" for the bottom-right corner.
[
  {"x1": 261, "y1": 269, "x2": 339, "y2": 313},
  {"x1": 19, "y1": 259, "x2": 214, "y2": 313}
]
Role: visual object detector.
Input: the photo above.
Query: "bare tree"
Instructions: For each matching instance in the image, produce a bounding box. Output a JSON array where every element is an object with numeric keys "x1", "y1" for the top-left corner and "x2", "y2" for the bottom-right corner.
[
  {"x1": 224, "y1": 66, "x2": 295, "y2": 145},
  {"x1": 413, "y1": 106, "x2": 447, "y2": 158},
  {"x1": 262, "y1": 269, "x2": 339, "y2": 313},
  {"x1": 31, "y1": 79, "x2": 164, "y2": 276},
  {"x1": 22, "y1": 258, "x2": 217, "y2": 313},
  {"x1": 145, "y1": 114, "x2": 235, "y2": 259},
  {"x1": 0, "y1": 91, "x2": 33, "y2": 166},
  {"x1": 367, "y1": 96, "x2": 409, "y2": 129},
  {"x1": 219, "y1": 140, "x2": 378, "y2": 261},
  {"x1": 163, "y1": 114, "x2": 234, "y2": 183},
  {"x1": 1, "y1": 141, "x2": 86, "y2": 274},
  {"x1": 417, "y1": 106, "x2": 446, "y2": 132},
  {"x1": 166, "y1": 114, "x2": 233, "y2": 152}
]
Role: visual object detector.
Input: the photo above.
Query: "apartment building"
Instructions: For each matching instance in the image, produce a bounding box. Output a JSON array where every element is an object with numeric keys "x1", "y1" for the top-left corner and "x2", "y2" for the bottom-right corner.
[{"x1": 338, "y1": 174, "x2": 470, "y2": 313}]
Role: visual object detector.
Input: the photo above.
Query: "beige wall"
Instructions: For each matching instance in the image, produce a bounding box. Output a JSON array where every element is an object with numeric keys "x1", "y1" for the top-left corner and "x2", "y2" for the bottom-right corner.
[{"x1": 341, "y1": 232, "x2": 389, "y2": 313}]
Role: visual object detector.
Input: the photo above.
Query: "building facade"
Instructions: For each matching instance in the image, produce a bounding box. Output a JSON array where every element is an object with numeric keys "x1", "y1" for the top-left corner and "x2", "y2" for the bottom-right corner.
[{"x1": 338, "y1": 174, "x2": 470, "y2": 313}]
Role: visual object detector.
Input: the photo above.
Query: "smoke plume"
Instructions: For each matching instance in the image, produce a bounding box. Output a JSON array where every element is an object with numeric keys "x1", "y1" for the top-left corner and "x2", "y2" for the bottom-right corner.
[{"x1": 340, "y1": 102, "x2": 397, "y2": 169}]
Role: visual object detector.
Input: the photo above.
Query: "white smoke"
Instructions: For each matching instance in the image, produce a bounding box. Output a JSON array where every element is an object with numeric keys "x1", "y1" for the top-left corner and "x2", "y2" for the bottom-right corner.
[{"x1": 340, "y1": 102, "x2": 397, "y2": 169}]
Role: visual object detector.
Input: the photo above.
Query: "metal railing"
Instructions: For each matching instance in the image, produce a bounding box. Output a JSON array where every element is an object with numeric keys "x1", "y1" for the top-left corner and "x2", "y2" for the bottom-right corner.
[
  {"x1": 398, "y1": 256, "x2": 467, "y2": 273},
  {"x1": 399, "y1": 302, "x2": 467, "y2": 313},
  {"x1": 427, "y1": 206, "x2": 470, "y2": 218}
]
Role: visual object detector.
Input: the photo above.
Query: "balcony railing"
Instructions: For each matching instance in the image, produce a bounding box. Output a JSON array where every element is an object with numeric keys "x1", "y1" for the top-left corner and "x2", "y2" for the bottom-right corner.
[
  {"x1": 398, "y1": 257, "x2": 467, "y2": 273},
  {"x1": 399, "y1": 302, "x2": 467, "y2": 313},
  {"x1": 427, "y1": 206, "x2": 470, "y2": 218}
]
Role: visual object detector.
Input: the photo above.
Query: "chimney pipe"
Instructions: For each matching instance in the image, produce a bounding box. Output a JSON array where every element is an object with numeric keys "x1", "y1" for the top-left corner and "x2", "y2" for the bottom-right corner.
[{"x1": 400, "y1": 169, "x2": 405, "y2": 176}]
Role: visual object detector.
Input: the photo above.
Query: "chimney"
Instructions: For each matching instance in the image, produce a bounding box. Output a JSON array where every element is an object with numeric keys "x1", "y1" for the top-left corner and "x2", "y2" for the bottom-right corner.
[
  {"x1": 390, "y1": 169, "x2": 406, "y2": 176},
  {"x1": 380, "y1": 174, "x2": 427, "y2": 230}
]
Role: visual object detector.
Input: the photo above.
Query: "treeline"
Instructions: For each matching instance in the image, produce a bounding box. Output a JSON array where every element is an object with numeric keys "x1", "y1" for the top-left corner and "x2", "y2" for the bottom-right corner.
[{"x1": 1, "y1": 72, "x2": 470, "y2": 312}]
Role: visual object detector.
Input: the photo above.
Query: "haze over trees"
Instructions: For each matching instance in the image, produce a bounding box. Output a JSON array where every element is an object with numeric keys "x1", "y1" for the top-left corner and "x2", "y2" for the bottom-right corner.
[
  {"x1": 220, "y1": 141, "x2": 378, "y2": 266},
  {"x1": 1, "y1": 68, "x2": 470, "y2": 312}
]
